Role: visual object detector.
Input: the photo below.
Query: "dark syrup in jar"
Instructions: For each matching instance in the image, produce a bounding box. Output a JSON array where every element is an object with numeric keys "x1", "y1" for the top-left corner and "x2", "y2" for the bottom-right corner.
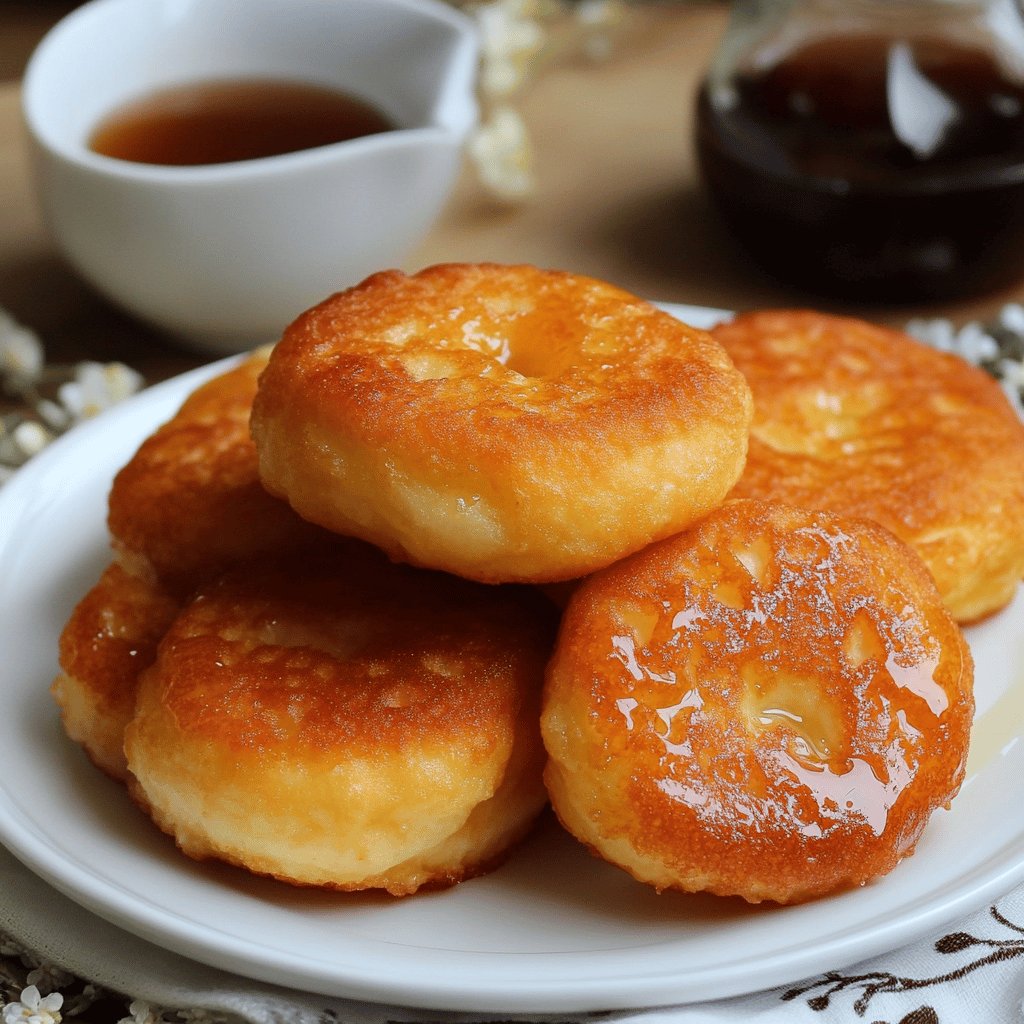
[{"x1": 695, "y1": 34, "x2": 1024, "y2": 300}]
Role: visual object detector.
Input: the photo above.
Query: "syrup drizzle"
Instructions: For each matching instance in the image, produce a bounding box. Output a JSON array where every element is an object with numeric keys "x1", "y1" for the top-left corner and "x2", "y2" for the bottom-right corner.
[
  {"x1": 602, "y1": 513, "x2": 956, "y2": 839},
  {"x1": 965, "y1": 655, "x2": 1024, "y2": 778}
]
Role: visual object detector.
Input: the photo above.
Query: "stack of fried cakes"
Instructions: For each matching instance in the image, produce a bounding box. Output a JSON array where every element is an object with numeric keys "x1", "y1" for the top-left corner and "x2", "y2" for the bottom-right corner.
[{"x1": 53, "y1": 264, "x2": 1024, "y2": 903}]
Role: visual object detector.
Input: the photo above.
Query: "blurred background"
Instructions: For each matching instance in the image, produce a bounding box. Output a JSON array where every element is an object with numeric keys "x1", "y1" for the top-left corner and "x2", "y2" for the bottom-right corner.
[
  {"x1": 4, "y1": 0, "x2": 1024, "y2": 377},
  {"x1": 0, "y1": 2, "x2": 78, "y2": 80}
]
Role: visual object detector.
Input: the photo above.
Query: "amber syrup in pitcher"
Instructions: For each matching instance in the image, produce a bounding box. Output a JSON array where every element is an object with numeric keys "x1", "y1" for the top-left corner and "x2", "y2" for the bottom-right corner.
[
  {"x1": 696, "y1": 34, "x2": 1024, "y2": 300},
  {"x1": 89, "y1": 79, "x2": 394, "y2": 167}
]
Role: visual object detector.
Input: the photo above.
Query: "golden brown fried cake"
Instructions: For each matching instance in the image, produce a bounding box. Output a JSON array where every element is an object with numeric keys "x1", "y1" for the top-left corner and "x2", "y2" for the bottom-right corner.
[
  {"x1": 713, "y1": 310, "x2": 1024, "y2": 622},
  {"x1": 57, "y1": 352, "x2": 335, "y2": 780},
  {"x1": 251, "y1": 263, "x2": 753, "y2": 584},
  {"x1": 107, "y1": 348, "x2": 324, "y2": 597},
  {"x1": 51, "y1": 564, "x2": 179, "y2": 781},
  {"x1": 125, "y1": 546, "x2": 556, "y2": 894},
  {"x1": 542, "y1": 500, "x2": 973, "y2": 905}
]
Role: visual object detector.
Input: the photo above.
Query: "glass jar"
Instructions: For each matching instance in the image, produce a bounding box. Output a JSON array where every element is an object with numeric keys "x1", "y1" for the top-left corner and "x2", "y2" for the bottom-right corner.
[{"x1": 695, "y1": 0, "x2": 1024, "y2": 301}]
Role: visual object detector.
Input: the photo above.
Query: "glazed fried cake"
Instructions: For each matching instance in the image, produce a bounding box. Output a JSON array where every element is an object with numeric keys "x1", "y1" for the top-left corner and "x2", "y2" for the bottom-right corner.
[{"x1": 543, "y1": 500, "x2": 973, "y2": 904}]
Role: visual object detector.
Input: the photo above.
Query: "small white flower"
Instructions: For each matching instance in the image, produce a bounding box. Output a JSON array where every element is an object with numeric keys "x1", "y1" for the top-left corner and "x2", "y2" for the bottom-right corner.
[
  {"x1": 998, "y1": 355, "x2": 1024, "y2": 389},
  {"x1": 2, "y1": 985, "x2": 63, "y2": 1024},
  {"x1": 950, "y1": 321, "x2": 999, "y2": 365},
  {"x1": 117, "y1": 1001, "x2": 163, "y2": 1024},
  {"x1": 998, "y1": 302, "x2": 1024, "y2": 335},
  {"x1": 0, "y1": 311, "x2": 45, "y2": 386},
  {"x1": 468, "y1": 104, "x2": 535, "y2": 200},
  {"x1": 905, "y1": 317, "x2": 999, "y2": 366},
  {"x1": 58, "y1": 362, "x2": 144, "y2": 422},
  {"x1": 1, "y1": 416, "x2": 57, "y2": 467},
  {"x1": 574, "y1": 0, "x2": 626, "y2": 61},
  {"x1": 22, "y1": 966, "x2": 74, "y2": 999},
  {"x1": 904, "y1": 316, "x2": 956, "y2": 352},
  {"x1": 34, "y1": 399, "x2": 71, "y2": 432},
  {"x1": 480, "y1": 55, "x2": 524, "y2": 97},
  {"x1": 475, "y1": 0, "x2": 546, "y2": 98},
  {"x1": 12, "y1": 421, "x2": 54, "y2": 460}
]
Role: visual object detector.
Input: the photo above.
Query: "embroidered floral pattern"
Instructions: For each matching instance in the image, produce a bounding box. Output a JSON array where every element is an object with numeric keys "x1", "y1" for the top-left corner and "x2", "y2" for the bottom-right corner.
[{"x1": 783, "y1": 905, "x2": 1024, "y2": 1021}]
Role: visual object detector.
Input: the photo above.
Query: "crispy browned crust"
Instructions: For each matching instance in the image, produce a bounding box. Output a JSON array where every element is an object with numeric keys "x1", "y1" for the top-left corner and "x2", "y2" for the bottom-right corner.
[
  {"x1": 251, "y1": 263, "x2": 753, "y2": 583},
  {"x1": 107, "y1": 349, "x2": 324, "y2": 597},
  {"x1": 714, "y1": 310, "x2": 1024, "y2": 622},
  {"x1": 542, "y1": 499, "x2": 973, "y2": 904},
  {"x1": 51, "y1": 563, "x2": 180, "y2": 781},
  {"x1": 125, "y1": 545, "x2": 556, "y2": 893}
]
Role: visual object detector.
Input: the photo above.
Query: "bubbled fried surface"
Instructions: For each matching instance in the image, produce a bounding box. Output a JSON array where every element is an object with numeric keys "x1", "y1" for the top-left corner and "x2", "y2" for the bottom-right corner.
[
  {"x1": 125, "y1": 546, "x2": 556, "y2": 893},
  {"x1": 713, "y1": 310, "x2": 1024, "y2": 622},
  {"x1": 107, "y1": 349, "x2": 325, "y2": 597},
  {"x1": 542, "y1": 500, "x2": 973, "y2": 905},
  {"x1": 51, "y1": 564, "x2": 179, "y2": 781},
  {"x1": 251, "y1": 263, "x2": 752, "y2": 583}
]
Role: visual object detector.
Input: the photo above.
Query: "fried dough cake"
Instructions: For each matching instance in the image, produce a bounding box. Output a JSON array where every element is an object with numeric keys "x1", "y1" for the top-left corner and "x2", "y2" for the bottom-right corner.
[
  {"x1": 714, "y1": 310, "x2": 1024, "y2": 622},
  {"x1": 125, "y1": 547, "x2": 556, "y2": 894},
  {"x1": 107, "y1": 348, "x2": 323, "y2": 597},
  {"x1": 54, "y1": 351, "x2": 330, "y2": 780},
  {"x1": 542, "y1": 500, "x2": 973, "y2": 904},
  {"x1": 51, "y1": 564, "x2": 179, "y2": 780},
  {"x1": 251, "y1": 263, "x2": 752, "y2": 584}
]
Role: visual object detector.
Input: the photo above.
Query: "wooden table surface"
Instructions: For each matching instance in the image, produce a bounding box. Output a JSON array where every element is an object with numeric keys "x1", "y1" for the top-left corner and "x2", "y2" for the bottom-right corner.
[{"x1": 3, "y1": 1, "x2": 1024, "y2": 386}]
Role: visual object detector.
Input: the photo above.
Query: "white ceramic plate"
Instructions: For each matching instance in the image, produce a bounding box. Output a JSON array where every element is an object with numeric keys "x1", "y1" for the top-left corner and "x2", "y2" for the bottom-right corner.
[{"x1": 0, "y1": 304, "x2": 1023, "y2": 1014}]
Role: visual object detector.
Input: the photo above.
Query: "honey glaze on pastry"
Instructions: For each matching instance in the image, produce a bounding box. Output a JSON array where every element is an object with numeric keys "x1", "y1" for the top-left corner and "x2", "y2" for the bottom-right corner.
[
  {"x1": 250, "y1": 263, "x2": 753, "y2": 584},
  {"x1": 713, "y1": 310, "x2": 1024, "y2": 622},
  {"x1": 51, "y1": 564, "x2": 179, "y2": 781},
  {"x1": 125, "y1": 546, "x2": 555, "y2": 894},
  {"x1": 542, "y1": 500, "x2": 973, "y2": 904},
  {"x1": 107, "y1": 348, "x2": 324, "y2": 597}
]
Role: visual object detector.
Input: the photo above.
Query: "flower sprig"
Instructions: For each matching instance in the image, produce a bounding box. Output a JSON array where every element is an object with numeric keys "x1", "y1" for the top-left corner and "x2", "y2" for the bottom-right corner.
[
  {"x1": 0, "y1": 934, "x2": 95, "y2": 1024},
  {"x1": 453, "y1": 0, "x2": 628, "y2": 200},
  {"x1": 0, "y1": 932, "x2": 230, "y2": 1024},
  {"x1": 0, "y1": 309, "x2": 143, "y2": 485}
]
